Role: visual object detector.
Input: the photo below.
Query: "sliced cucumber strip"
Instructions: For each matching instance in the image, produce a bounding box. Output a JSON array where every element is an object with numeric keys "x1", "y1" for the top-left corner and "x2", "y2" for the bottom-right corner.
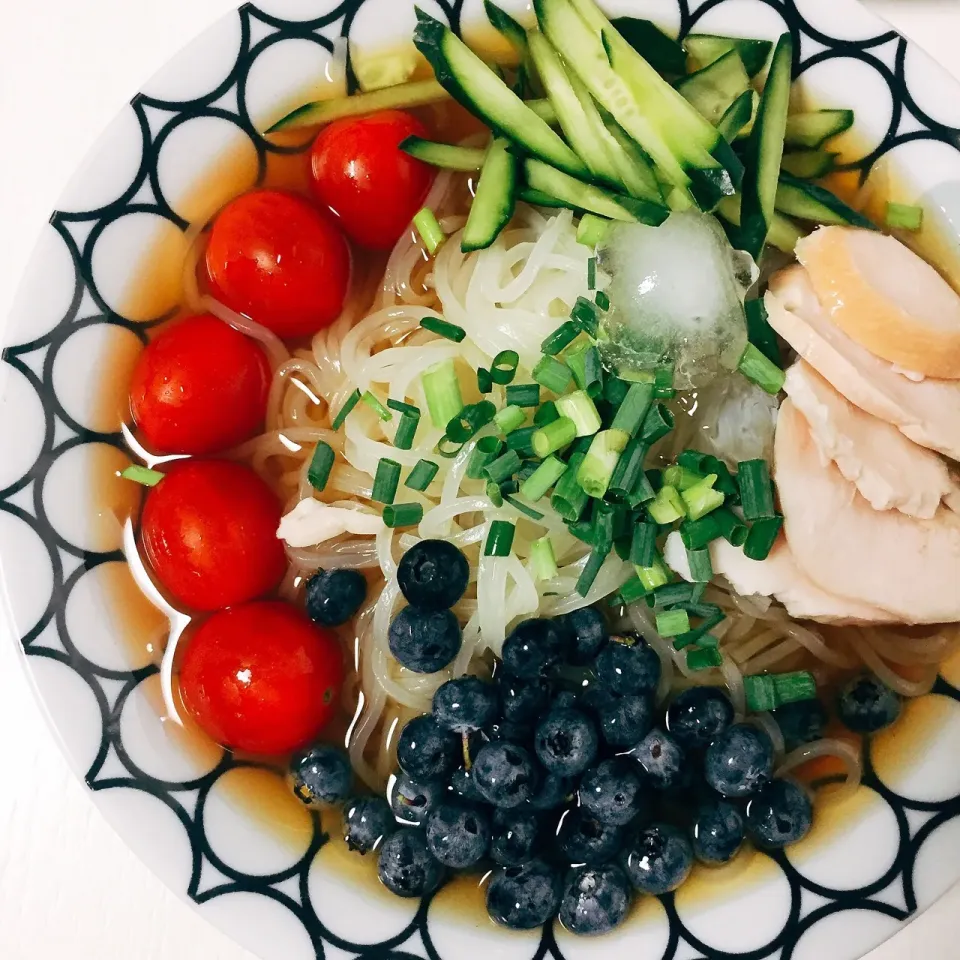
[
  {"x1": 401, "y1": 137, "x2": 487, "y2": 171},
  {"x1": 715, "y1": 194, "x2": 804, "y2": 254},
  {"x1": 526, "y1": 98, "x2": 558, "y2": 124},
  {"x1": 484, "y1": 0, "x2": 539, "y2": 96},
  {"x1": 601, "y1": 117, "x2": 663, "y2": 202},
  {"x1": 268, "y1": 79, "x2": 449, "y2": 132},
  {"x1": 684, "y1": 34, "x2": 773, "y2": 78},
  {"x1": 611, "y1": 17, "x2": 686, "y2": 75},
  {"x1": 519, "y1": 187, "x2": 568, "y2": 208},
  {"x1": 780, "y1": 150, "x2": 838, "y2": 179},
  {"x1": 774, "y1": 172, "x2": 877, "y2": 229},
  {"x1": 677, "y1": 49, "x2": 751, "y2": 126},
  {"x1": 740, "y1": 32, "x2": 792, "y2": 260},
  {"x1": 462, "y1": 139, "x2": 518, "y2": 251},
  {"x1": 413, "y1": 10, "x2": 588, "y2": 178},
  {"x1": 716, "y1": 90, "x2": 757, "y2": 142},
  {"x1": 784, "y1": 109, "x2": 854, "y2": 149}
]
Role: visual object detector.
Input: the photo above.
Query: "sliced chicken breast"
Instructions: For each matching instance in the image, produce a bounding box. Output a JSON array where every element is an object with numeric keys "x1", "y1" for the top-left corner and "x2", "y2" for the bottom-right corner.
[
  {"x1": 775, "y1": 400, "x2": 960, "y2": 623},
  {"x1": 797, "y1": 226, "x2": 960, "y2": 378},
  {"x1": 766, "y1": 266, "x2": 960, "y2": 460},
  {"x1": 784, "y1": 361, "x2": 959, "y2": 519}
]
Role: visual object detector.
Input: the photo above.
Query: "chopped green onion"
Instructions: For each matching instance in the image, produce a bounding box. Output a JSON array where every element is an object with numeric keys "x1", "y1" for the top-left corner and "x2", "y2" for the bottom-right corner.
[
  {"x1": 541, "y1": 321, "x2": 581, "y2": 356},
  {"x1": 738, "y1": 460, "x2": 776, "y2": 520},
  {"x1": 636, "y1": 554, "x2": 670, "y2": 592},
  {"x1": 405, "y1": 459, "x2": 439, "y2": 491},
  {"x1": 120, "y1": 464, "x2": 164, "y2": 487},
  {"x1": 682, "y1": 476, "x2": 725, "y2": 521},
  {"x1": 653, "y1": 582, "x2": 697, "y2": 607},
  {"x1": 495, "y1": 405, "x2": 527, "y2": 435},
  {"x1": 491, "y1": 349, "x2": 520, "y2": 385},
  {"x1": 413, "y1": 207, "x2": 445, "y2": 254},
  {"x1": 611, "y1": 382, "x2": 654, "y2": 438},
  {"x1": 629, "y1": 467, "x2": 657, "y2": 507},
  {"x1": 422, "y1": 358, "x2": 463, "y2": 428},
  {"x1": 534, "y1": 401, "x2": 559, "y2": 426},
  {"x1": 307, "y1": 441, "x2": 336, "y2": 491},
  {"x1": 517, "y1": 459, "x2": 539, "y2": 483},
  {"x1": 486, "y1": 480, "x2": 504, "y2": 507},
  {"x1": 743, "y1": 515, "x2": 783, "y2": 561},
  {"x1": 745, "y1": 298, "x2": 781, "y2": 367},
  {"x1": 591, "y1": 501, "x2": 616, "y2": 554},
  {"x1": 393, "y1": 412, "x2": 420, "y2": 450},
  {"x1": 372, "y1": 458, "x2": 402, "y2": 505},
  {"x1": 604, "y1": 377, "x2": 629, "y2": 407},
  {"x1": 477, "y1": 368, "x2": 493, "y2": 393},
  {"x1": 361, "y1": 390, "x2": 393, "y2": 421},
  {"x1": 640, "y1": 403, "x2": 675, "y2": 444},
  {"x1": 587, "y1": 257, "x2": 597, "y2": 290},
  {"x1": 332, "y1": 388, "x2": 361, "y2": 430},
  {"x1": 738, "y1": 342, "x2": 786, "y2": 395},
  {"x1": 551, "y1": 452, "x2": 590, "y2": 522},
  {"x1": 484, "y1": 449, "x2": 523, "y2": 485},
  {"x1": 387, "y1": 398, "x2": 420, "y2": 417},
  {"x1": 705, "y1": 456, "x2": 739, "y2": 501},
  {"x1": 886, "y1": 201, "x2": 923, "y2": 232},
  {"x1": 506, "y1": 494, "x2": 544, "y2": 520},
  {"x1": 648, "y1": 485, "x2": 686, "y2": 525},
  {"x1": 467, "y1": 436, "x2": 504, "y2": 479},
  {"x1": 630, "y1": 521, "x2": 658, "y2": 567},
  {"x1": 567, "y1": 344, "x2": 603, "y2": 397},
  {"x1": 772, "y1": 670, "x2": 817, "y2": 705},
  {"x1": 680, "y1": 514, "x2": 721, "y2": 551},
  {"x1": 530, "y1": 536, "x2": 559, "y2": 581},
  {"x1": 687, "y1": 646, "x2": 723, "y2": 671},
  {"x1": 447, "y1": 401, "x2": 496, "y2": 442},
  {"x1": 435, "y1": 435, "x2": 465, "y2": 458},
  {"x1": 506, "y1": 383, "x2": 541, "y2": 407},
  {"x1": 506, "y1": 426, "x2": 537, "y2": 457},
  {"x1": 607, "y1": 438, "x2": 647, "y2": 503},
  {"x1": 677, "y1": 450, "x2": 709, "y2": 473},
  {"x1": 654, "y1": 362, "x2": 675, "y2": 398},
  {"x1": 532, "y1": 355, "x2": 573, "y2": 394},
  {"x1": 713, "y1": 507, "x2": 749, "y2": 546},
  {"x1": 484, "y1": 519, "x2": 516, "y2": 556},
  {"x1": 532, "y1": 416, "x2": 577, "y2": 458},
  {"x1": 578, "y1": 429, "x2": 629, "y2": 499},
  {"x1": 520, "y1": 455, "x2": 567, "y2": 502},
  {"x1": 555, "y1": 390, "x2": 602, "y2": 438},
  {"x1": 686, "y1": 546, "x2": 714, "y2": 583},
  {"x1": 420, "y1": 316, "x2": 466, "y2": 343},
  {"x1": 568, "y1": 518, "x2": 595, "y2": 544},
  {"x1": 383, "y1": 502, "x2": 424, "y2": 528},
  {"x1": 577, "y1": 213, "x2": 610, "y2": 248},
  {"x1": 618, "y1": 576, "x2": 648, "y2": 605},
  {"x1": 744, "y1": 675, "x2": 778, "y2": 712},
  {"x1": 576, "y1": 547, "x2": 609, "y2": 596},
  {"x1": 656, "y1": 609, "x2": 690, "y2": 638},
  {"x1": 570, "y1": 296, "x2": 599, "y2": 336},
  {"x1": 595, "y1": 290, "x2": 610, "y2": 311},
  {"x1": 663, "y1": 465, "x2": 705, "y2": 491}
]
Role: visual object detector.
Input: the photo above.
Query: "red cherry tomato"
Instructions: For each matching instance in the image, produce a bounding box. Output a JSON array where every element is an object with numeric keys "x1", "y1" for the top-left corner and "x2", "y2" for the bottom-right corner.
[
  {"x1": 129, "y1": 314, "x2": 270, "y2": 456},
  {"x1": 141, "y1": 459, "x2": 285, "y2": 611},
  {"x1": 309, "y1": 110, "x2": 436, "y2": 251},
  {"x1": 179, "y1": 601, "x2": 344, "y2": 754},
  {"x1": 206, "y1": 189, "x2": 351, "y2": 339}
]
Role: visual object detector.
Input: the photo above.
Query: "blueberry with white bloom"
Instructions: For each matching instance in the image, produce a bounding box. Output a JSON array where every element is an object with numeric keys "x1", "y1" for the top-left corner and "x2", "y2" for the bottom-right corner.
[
  {"x1": 397, "y1": 539, "x2": 469, "y2": 610},
  {"x1": 559, "y1": 606, "x2": 610, "y2": 665},
  {"x1": 389, "y1": 606, "x2": 462, "y2": 673},
  {"x1": 426, "y1": 802, "x2": 491, "y2": 868},
  {"x1": 396, "y1": 715, "x2": 459, "y2": 782},
  {"x1": 378, "y1": 829, "x2": 445, "y2": 897},
  {"x1": 559, "y1": 864, "x2": 632, "y2": 935},
  {"x1": 534, "y1": 707, "x2": 599, "y2": 778},
  {"x1": 622, "y1": 823, "x2": 693, "y2": 895},
  {"x1": 630, "y1": 727, "x2": 687, "y2": 792},
  {"x1": 432, "y1": 676, "x2": 498, "y2": 733},
  {"x1": 691, "y1": 796, "x2": 745, "y2": 864},
  {"x1": 305, "y1": 568, "x2": 367, "y2": 627},
  {"x1": 579, "y1": 759, "x2": 647, "y2": 827},
  {"x1": 290, "y1": 744, "x2": 352, "y2": 805},
  {"x1": 704, "y1": 723, "x2": 774, "y2": 798},
  {"x1": 472, "y1": 741, "x2": 537, "y2": 808},
  {"x1": 490, "y1": 808, "x2": 541, "y2": 867},
  {"x1": 593, "y1": 635, "x2": 661, "y2": 696},
  {"x1": 585, "y1": 687, "x2": 654, "y2": 749},
  {"x1": 746, "y1": 778, "x2": 814, "y2": 849},
  {"x1": 343, "y1": 796, "x2": 395, "y2": 854},
  {"x1": 665, "y1": 686, "x2": 734, "y2": 749},
  {"x1": 389, "y1": 773, "x2": 445, "y2": 826},
  {"x1": 486, "y1": 860, "x2": 562, "y2": 929},
  {"x1": 837, "y1": 674, "x2": 902, "y2": 734},
  {"x1": 502, "y1": 618, "x2": 567, "y2": 678},
  {"x1": 557, "y1": 809, "x2": 624, "y2": 866}
]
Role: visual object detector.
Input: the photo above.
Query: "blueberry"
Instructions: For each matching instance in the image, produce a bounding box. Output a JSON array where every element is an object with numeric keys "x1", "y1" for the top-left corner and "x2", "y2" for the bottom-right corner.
[
  {"x1": 397, "y1": 539, "x2": 469, "y2": 611},
  {"x1": 630, "y1": 728, "x2": 687, "y2": 791},
  {"x1": 622, "y1": 823, "x2": 693, "y2": 895},
  {"x1": 484, "y1": 718, "x2": 533, "y2": 745},
  {"x1": 486, "y1": 860, "x2": 562, "y2": 929},
  {"x1": 534, "y1": 708, "x2": 599, "y2": 778},
  {"x1": 290, "y1": 745, "x2": 352, "y2": 805},
  {"x1": 746, "y1": 778, "x2": 813, "y2": 849},
  {"x1": 557, "y1": 809, "x2": 624, "y2": 865},
  {"x1": 559, "y1": 865, "x2": 632, "y2": 936},
  {"x1": 527, "y1": 771, "x2": 574, "y2": 811},
  {"x1": 704, "y1": 723, "x2": 774, "y2": 798},
  {"x1": 389, "y1": 606, "x2": 462, "y2": 673},
  {"x1": 343, "y1": 796, "x2": 395, "y2": 854},
  {"x1": 691, "y1": 797, "x2": 745, "y2": 864},
  {"x1": 432, "y1": 676, "x2": 498, "y2": 733},
  {"x1": 397, "y1": 715, "x2": 459, "y2": 782},
  {"x1": 451, "y1": 766, "x2": 485, "y2": 803},
  {"x1": 499, "y1": 674, "x2": 551, "y2": 725},
  {"x1": 579, "y1": 759, "x2": 647, "y2": 827},
  {"x1": 593, "y1": 636, "x2": 661, "y2": 696},
  {"x1": 378, "y1": 829, "x2": 445, "y2": 897},
  {"x1": 304, "y1": 568, "x2": 367, "y2": 627},
  {"x1": 838, "y1": 674, "x2": 902, "y2": 734},
  {"x1": 666, "y1": 686, "x2": 734, "y2": 749},
  {"x1": 389, "y1": 774, "x2": 445, "y2": 826},
  {"x1": 502, "y1": 618, "x2": 567, "y2": 679},
  {"x1": 426, "y1": 802, "x2": 491, "y2": 868},
  {"x1": 473, "y1": 741, "x2": 536, "y2": 808},
  {"x1": 559, "y1": 606, "x2": 610, "y2": 666},
  {"x1": 584, "y1": 687, "x2": 653, "y2": 749},
  {"x1": 553, "y1": 690, "x2": 581, "y2": 712},
  {"x1": 490, "y1": 808, "x2": 541, "y2": 866},
  {"x1": 772, "y1": 699, "x2": 828, "y2": 752}
]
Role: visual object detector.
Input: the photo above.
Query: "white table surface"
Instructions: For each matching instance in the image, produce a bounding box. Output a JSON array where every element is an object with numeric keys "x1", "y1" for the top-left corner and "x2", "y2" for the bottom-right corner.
[{"x1": 1, "y1": 1, "x2": 959, "y2": 957}]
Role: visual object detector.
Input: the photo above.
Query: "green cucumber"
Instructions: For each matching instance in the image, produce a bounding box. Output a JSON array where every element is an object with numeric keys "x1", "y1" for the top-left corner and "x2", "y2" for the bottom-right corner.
[
  {"x1": 413, "y1": 10, "x2": 588, "y2": 178},
  {"x1": 462, "y1": 139, "x2": 518, "y2": 251},
  {"x1": 677, "y1": 49, "x2": 751, "y2": 126},
  {"x1": 400, "y1": 137, "x2": 487, "y2": 171},
  {"x1": 484, "y1": 1, "x2": 539, "y2": 96},
  {"x1": 684, "y1": 34, "x2": 773, "y2": 78},
  {"x1": 740, "y1": 32, "x2": 793, "y2": 259},
  {"x1": 784, "y1": 109, "x2": 854, "y2": 148},
  {"x1": 519, "y1": 187, "x2": 568, "y2": 207},
  {"x1": 716, "y1": 90, "x2": 757, "y2": 141},
  {"x1": 611, "y1": 17, "x2": 686, "y2": 75},
  {"x1": 774, "y1": 172, "x2": 877, "y2": 229},
  {"x1": 780, "y1": 150, "x2": 838, "y2": 179},
  {"x1": 602, "y1": 118, "x2": 663, "y2": 202},
  {"x1": 526, "y1": 98, "x2": 558, "y2": 124},
  {"x1": 715, "y1": 193, "x2": 804, "y2": 254}
]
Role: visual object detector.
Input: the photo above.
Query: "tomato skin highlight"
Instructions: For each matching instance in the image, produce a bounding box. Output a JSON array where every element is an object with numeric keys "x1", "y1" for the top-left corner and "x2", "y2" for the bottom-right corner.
[
  {"x1": 179, "y1": 601, "x2": 344, "y2": 755},
  {"x1": 141, "y1": 459, "x2": 286, "y2": 612},
  {"x1": 206, "y1": 189, "x2": 351, "y2": 339},
  {"x1": 309, "y1": 110, "x2": 436, "y2": 251},
  {"x1": 129, "y1": 314, "x2": 270, "y2": 456}
]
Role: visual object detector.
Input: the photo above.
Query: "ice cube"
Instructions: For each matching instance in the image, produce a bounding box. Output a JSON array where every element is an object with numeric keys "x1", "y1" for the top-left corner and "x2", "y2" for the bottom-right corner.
[{"x1": 596, "y1": 211, "x2": 756, "y2": 390}]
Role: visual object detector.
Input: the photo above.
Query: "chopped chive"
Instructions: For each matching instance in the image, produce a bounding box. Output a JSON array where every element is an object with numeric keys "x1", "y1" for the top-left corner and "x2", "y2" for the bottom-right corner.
[
  {"x1": 447, "y1": 400, "x2": 497, "y2": 443},
  {"x1": 506, "y1": 426, "x2": 537, "y2": 457},
  {"x1": 886, "y1": 201, "x2": 923, "y2": 232},
  {"x1": 648, "y1": 485, "x2": 686, "y2": 525},
  {"x1": 491, "y1": 349, "x2": 520, "y2": 385},
  {"x1": 680, "y1": 514, "x2": 721, "y2": 551},
  {"x1": 653, "y1": 362, "x2": 674, "y2": 398},
  {"x1": 332, "y1": 388, "x2": 361, "y2": 430},
  {"x1": 745, "y1": 298, "x2": 782, "y2": 367},
  {"x1": 704, "y1": 456, "x2": 739, "y2": 501},
  {"x1": 517, "y1": 459, "x2": 540, "y2": 483},
  {"x1": 435, "y1": 434, "x2": 465, "y2": 458},
  {"x1": 591, "y1": 501, "x2": 617, "y2": 554},
  {"x1": 611, "y1": 382, "x2": 654, "y2": 438},
  {"x1": 772, "y1": 670, "x2": 817, "y2": 705},
  {"x1": 687, "y1": 646, "x2": 723, "y2": 671},
  {"x1": 595, "y1": 290, "x2": 610, "y2": 311},
  {"x1": 577, "y1": 213, "x2": 610, "y2": 248},
  {"x1": 530, "y1": 536, "x2": 559, "y2": 581},
  {"x1": 534, "y1": 401, "x2": 559, "y2": 426},
  {"x1": 420, "y1": 316, "x2": 466, "y2": 343},
  {"x1": 361, "y1": 390, "x2": 393, "y2": 421},
  {"x1": 677, "y1": 450, "x2": 709, "y2": 473},
  {"x1": 578, "y1": 428, "x2": 629, "y2": 499},
  {"x1": 640, "y1": 403, "x2": 675, "y2": 444},
  {"x1": 663, "y1": 465, "x2": 705, "y2": 492},
  {"x1": 484, "y1": 519, "x2": 516, "y2": 556},
  {"x1": 422, "y1": 358, "x2": 463, "y2": 428},
  {"x1": 532, "y1": 416, "x2": 577, "y2": 458},
  {"x1": 568, "y1": 518, "x2": 595, "y2": 544},
  {"x1": 393, "y1": 412, "x2": 420, "y2": 450},
  {"x1": 549, "y1": 453, "x2": 588, "y2": 522},
  {"x1": 383, "y1": 502, "x2": 424, "y2": 528},
  {"x1": 506, "y1": 383, "x2": 541, "y2": 407},
  {"x1": 587, "y1": 257, "x2": 597, "y2": 290},
  {"x1": 477, "y1": 367, "x2": 493, "y2": 393},
  {"x1": 686, "y1": 545, "x2": 714, "y2": 583},
  {"x1": 629, "y1": 467, "x2": 657, "y2": 507},
  {"x1": 387, "y1": 398, "x2": 420, "y2": 417},
  {"x1": 413, "y1": 207, "x2": 445, "y2": 254},
  {"x1": 506, "y1": 494, "x2": 545, "y2": 520},
  {"x1": 604, "y1": 377, "x2": 629, "y2": 407},
  {"x1": 120, "y1": 464, "x2": 164, "y2": 487},
  {"x1": 713, "y1": 507, "x2": 749, "y2": 546},
  {"x1": 743, "y1": 515, "x2": 783, "y2": 561},
  {"x1": 555, "y1": 390, "x2": 602, "y2": 437},
  {"x1": 656, "y1": 609, "x2": 690, "y2": 638},
  {"x1": 532, "y1": 355, "x2": 573, "y2": 394},
  {"x1": 636, "y1": 554, "x2": 670, "y2": 592},
  {"x1": 567, "y1": 344, "x2": 603, "y2": 397},
  {"x1": 372, "y1": 458, "x2": 402, "y2": 504},
  {"x1": 520, "y1": 455, "x2": 567, "y2": 502},
  {"x1": 570, "y1": 296, "x2": 599, "y2": 336},
  {"x1": 541, "y1": 321, "x2": 581, "y2": 356},
  {"x1": 307, "y1": 441, "x2": 336, "y2": 490},
  {"x1": 484, "y1": 449, "x2": 523, "y2": 485},
  {"x1": 745, "y1": 675, "x2": 778, "y2": 712},
  {"x1": 486, "y1": 480, "x2": 505, "y2": 507},
  {"x1": 618, "y1": 576, "x2": 648, "y2": 605},
  {"x1": 738, "y1": 342, "x2": 786, "y2": 395},
  {"x1": 738, "y1": 460, "x2": 776, "y2": 520},
  {"x1": 406, "y1": 459, "x2": 439, "y2": 491},
  {"x1": 576, "y1": 546, "x2": 609, "y2": 596},
  {"x1": 629, "y1": 521, "x2": 658, "y2": 567},
  {"x1": 467, "y1": 436, "x2": 504, "y2": 479},
  {"x1": 653, "y1": 582, "x2": 697, "y2": 608},
  {"x1": 682, "y1": 476, "x2": 725, "y2": 521},
  {"x1": 495, "y1": 404, "x2": 527, "y2": 434},
  {"x1": 607, "y1": 438, "x2": 647, "y2": 502}
]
